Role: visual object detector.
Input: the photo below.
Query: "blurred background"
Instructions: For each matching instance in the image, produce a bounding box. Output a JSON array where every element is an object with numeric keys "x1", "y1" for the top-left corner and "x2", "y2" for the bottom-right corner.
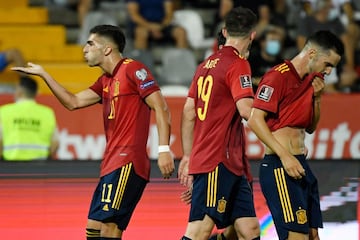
[{"x1": 0, "y1": 0, "x2": 359, "y2": 239}]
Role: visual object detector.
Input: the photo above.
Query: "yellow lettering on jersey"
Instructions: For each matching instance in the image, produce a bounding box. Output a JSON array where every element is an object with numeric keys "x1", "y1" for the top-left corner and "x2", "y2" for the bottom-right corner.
[
  {"x1": 203, "y1": 58, "x2": 220, "y2": 69},
  {"x1": 123, "y1": 59, "x2": 133, "y2": 64},
  {"x1": 114, "y1": 80, "x2": 120, "y2": 97},
  {"x1": 108, "y1": 80, "x2": 120, "y2": 119},
  {"x1": 197, "y1": 75, "x2": 213, "y2": 121},
  {"x1": 275, "y1": 63, "x2": 290, "y2": 74}
]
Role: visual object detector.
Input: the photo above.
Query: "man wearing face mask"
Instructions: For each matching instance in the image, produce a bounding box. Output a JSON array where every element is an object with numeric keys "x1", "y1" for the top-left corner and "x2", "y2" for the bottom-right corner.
[{"x1": 248, "y1": 25, "x2": 285, "y2": 93}]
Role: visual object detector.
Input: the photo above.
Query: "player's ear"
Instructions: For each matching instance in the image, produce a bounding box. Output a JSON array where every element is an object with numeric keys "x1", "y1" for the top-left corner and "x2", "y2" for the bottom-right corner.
[
  {"x1": 222, "y1": 28, "x2": 227, "y2": 38},
  {"x1": 104, "y1": 46, "x2": 112, "y2": 56},
  {"x1": 308, "y1": 48, "x2": 317, "y2": 60},
  {"x1": 250, "y1": 31, "x2": 256, "y2": 41}
]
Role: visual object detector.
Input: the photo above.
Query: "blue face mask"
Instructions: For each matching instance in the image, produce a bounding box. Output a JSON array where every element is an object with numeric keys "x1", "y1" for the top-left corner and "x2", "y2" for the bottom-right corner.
[
  {"x1": 327, "y1": 8, "x2": 339, "y2": 21},
  {"x1": 265, "y1": 40, "x2": 281, "y2": 56}
]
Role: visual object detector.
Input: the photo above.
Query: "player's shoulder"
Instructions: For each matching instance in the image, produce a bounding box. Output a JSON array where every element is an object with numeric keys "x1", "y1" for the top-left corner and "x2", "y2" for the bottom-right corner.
[
  {"x1": 121, "y1": 58, "x2": 150, "y2": 75},
  {"x1": 122, "y1": 58, "x2": 146, "y2": 69},
  {"x1": 265, "y1": 61, "x2": 290, "y2": 78}
]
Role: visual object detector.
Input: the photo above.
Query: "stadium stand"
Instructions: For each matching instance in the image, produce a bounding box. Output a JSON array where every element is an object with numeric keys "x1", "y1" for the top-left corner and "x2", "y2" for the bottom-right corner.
[{"x1": 0, "y1": 0, "x2": 102, "y2": 94}]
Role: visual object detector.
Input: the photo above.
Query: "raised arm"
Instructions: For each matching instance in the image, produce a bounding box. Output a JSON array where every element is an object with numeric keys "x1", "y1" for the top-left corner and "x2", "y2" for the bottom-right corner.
[
  {"x1": 145, "y1": 90, "x2": 174, "y2": 179},
  {"x1": 12, "y1": 63, "x2": 101, "y2": 110}
]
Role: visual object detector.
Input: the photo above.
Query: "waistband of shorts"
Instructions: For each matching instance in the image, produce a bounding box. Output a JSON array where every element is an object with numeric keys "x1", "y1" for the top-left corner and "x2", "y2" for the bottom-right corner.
[{"x1": 263, "y1": 154, "x2": 306, "y2": 163}]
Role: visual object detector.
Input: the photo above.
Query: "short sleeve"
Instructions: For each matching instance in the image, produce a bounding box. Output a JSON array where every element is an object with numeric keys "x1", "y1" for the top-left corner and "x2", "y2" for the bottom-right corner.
[
  {"x1": 127, "y1": 60, "x2": 160, "y2": 99},
  {"x1": 225, "y1": 60, "x2": 254, "y2": 102},
  {"x1": 253, "y1": 70, "x2": 285, "y2": 114},
  {"x1": 89, "y1": 76, "x2": 104, "y2": 97},
  {"x1": 188, "y1": 74, "x2": 198, "y2": 99}
]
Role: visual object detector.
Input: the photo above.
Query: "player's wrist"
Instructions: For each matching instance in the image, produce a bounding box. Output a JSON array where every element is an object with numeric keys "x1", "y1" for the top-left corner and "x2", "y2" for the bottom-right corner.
[{"x1": 158, "y1": 145, "x2": 170, "y2": 153}]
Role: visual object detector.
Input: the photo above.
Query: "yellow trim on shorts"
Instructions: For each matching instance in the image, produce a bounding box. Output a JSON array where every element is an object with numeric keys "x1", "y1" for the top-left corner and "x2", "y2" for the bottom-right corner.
[
  {"x1": 206, "y1": 166, "x2": 218, "y2": 207},
  {"x1": 274, "y1": 168, "x2": 294, "y2": 223},
  {"x1": 112, "y1": 162, "x2": 132, "y2": 210}
]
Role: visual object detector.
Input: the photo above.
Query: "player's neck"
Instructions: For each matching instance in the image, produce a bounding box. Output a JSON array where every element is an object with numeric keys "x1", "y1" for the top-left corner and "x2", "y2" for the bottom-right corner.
[
  {"x1": 290, "y1": 54, "x2": 309, "y2": 79},
  {"x1": 225, "y1": 40, "x2": 248, "y2": 58},
  {"x1": 101, "y1": 54, "x2": 123, "y2": 75}
]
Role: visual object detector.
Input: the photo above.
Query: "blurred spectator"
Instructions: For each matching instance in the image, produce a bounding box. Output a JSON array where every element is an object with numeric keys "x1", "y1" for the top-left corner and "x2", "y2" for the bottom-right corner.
[
  {"x1": 302, "y1": 0, "x2": 360, "y2": 52},
  {"x1": 213, "y1": 0, "x2": 272, "y2": 39},
  {"x1": 270, "y1": 0, "x2": 305, "y2": 58},
  {"x1": 248, "y1": 25, "x2": 285, "y2": 92},
  {"x1": 297, "y1": 0, "x2": 358, "y2": 92},
  {"x1": 77, "y1": 0, "x2": 121, "y2": 44},
  {"x1": 0, "y1": 77, "x2": 59, "y2": 161},
  {"x1": 126, "y1": 0, "x2": 188, "y2": 50},
  {"x1": 45, "y1": 0, "x2": 124, "y2": 29},
  {"x1": 45, "y1": 0, "x2": 92, "y2": 27}
]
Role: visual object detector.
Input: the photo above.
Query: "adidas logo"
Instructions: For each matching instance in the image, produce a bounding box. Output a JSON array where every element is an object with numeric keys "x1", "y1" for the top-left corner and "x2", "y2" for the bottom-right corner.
[{"x1": 102, "y1": 204, "x2": 109, "y2": 211}]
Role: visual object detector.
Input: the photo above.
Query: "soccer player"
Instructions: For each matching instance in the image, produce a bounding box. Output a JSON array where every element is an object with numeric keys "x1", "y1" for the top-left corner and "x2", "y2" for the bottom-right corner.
[
  {"x1": 247, "y1": 30, "x2": 344, "y2": 240},
  {"x1": 178, "y1": 7, "x2": 260, "y2": 240},
  {"x1": 12, "y1": 24, "x2": 174, "y2": 240}
]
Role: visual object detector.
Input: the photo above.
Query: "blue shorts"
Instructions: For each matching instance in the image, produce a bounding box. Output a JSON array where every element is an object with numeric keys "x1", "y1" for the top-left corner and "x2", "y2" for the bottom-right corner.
[
  {"x1": 0, "y1": 53, "x2": 8, "y2": 71},
  {"x1": 189, "y1": 163, "x2": 256, "y2": 229},
  {"x1": 88, "y1": 162, "x2": 147, "y2": 230},
  {"x1": 259, "y1": 155, "x2": 323, "y2": 240}
]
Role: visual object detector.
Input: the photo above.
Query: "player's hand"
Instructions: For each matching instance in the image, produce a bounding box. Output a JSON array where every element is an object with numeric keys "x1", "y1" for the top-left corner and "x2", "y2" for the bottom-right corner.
[
  {"x1": 280, "y1": 155, "x2": 305, "y2": 179},
  {"x1": 157, "y1": 152, "x2": 174, "y2": 179},
  {"x1": 178, "y1": 155, "x2": 193, "y2": 188},
  {"x1": 11, "y1": 62, "x2": 45, "y2": 76},
  {"x1": 312, "y1": 77, "x2": 325, "y2": 98},
  {"x1": 310, "y1": 73, "x2": 325, "y2": 98},
  {"x1": 180, "y1": 187, "x2": 192, "y2": 205}
]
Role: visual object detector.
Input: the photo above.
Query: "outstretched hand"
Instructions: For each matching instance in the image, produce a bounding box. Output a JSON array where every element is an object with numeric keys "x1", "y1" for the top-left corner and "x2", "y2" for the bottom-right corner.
[{"x1": 11, "y1": 62, "x2": 45, "y2": 76}]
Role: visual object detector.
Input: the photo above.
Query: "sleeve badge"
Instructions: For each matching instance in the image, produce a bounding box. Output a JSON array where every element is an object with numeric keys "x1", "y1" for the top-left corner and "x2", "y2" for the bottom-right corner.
[
  {"x1": 135, "y1": 68, "x2": 148, "y2": 81},
  {"x1": 257, "y1": 85, "x2": 274, "y2": 102},
  {"x1": 240, "y1": 75, "x2": 252, "y2": 88}
]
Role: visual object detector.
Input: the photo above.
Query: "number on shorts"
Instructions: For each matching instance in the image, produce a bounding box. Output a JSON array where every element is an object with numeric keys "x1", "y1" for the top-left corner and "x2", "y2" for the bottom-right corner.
[{"x1": 101, "y1": 183, "x2": 113, "y2": 203}]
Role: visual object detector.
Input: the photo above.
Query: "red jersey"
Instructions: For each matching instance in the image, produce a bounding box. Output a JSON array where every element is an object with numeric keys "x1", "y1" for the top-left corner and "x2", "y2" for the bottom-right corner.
[
  {"x1": 90, "y1": 58, "x2": 160, "y2": 180},
  {"x1": 252, "y1": 60, "x2": 314, "y2": 131},
  {"x1": 188, "y1": 46, "x2": 254, "y2": 176}
]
